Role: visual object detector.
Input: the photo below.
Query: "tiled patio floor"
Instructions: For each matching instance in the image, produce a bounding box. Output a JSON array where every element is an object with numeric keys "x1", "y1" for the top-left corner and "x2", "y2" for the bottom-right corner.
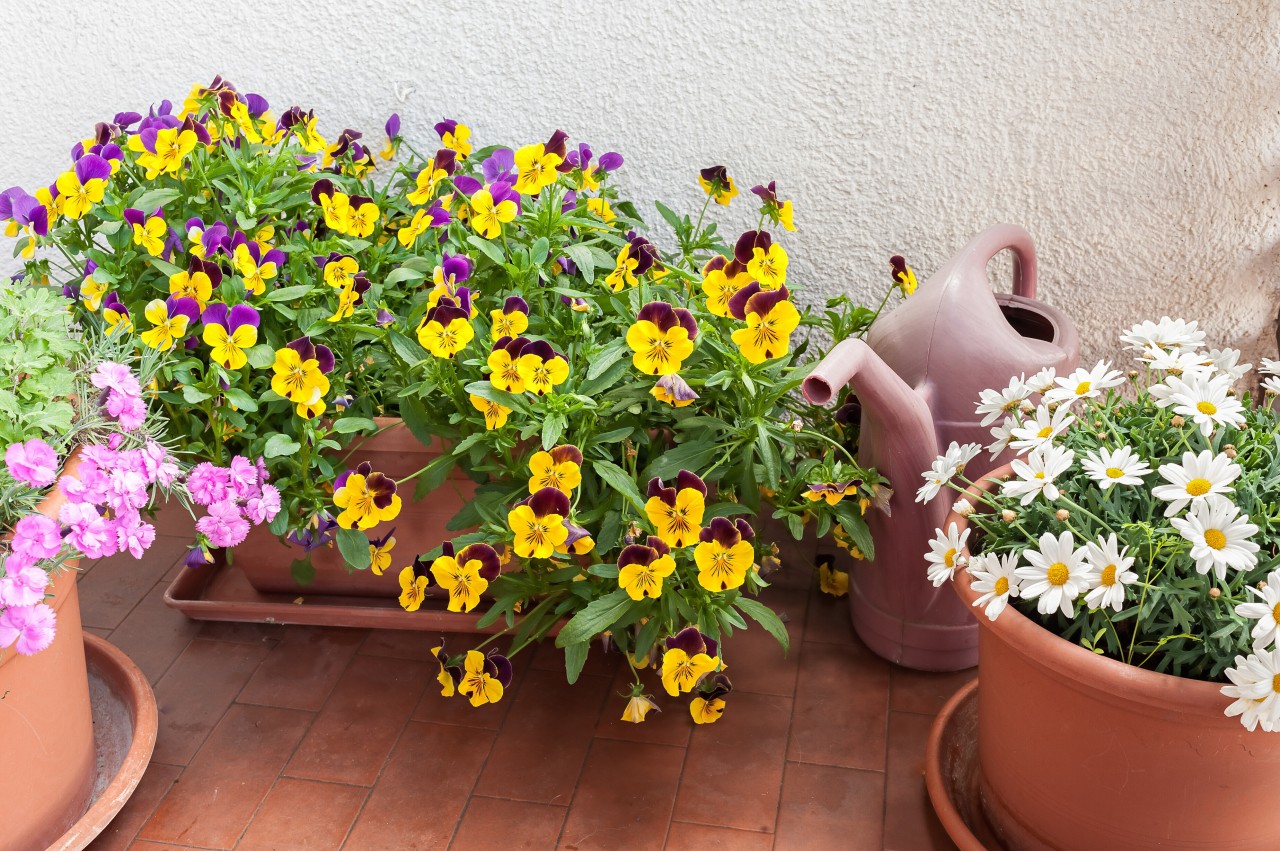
[{"x1": 78, "y1": 517, "x2": 972, "y2": 850}]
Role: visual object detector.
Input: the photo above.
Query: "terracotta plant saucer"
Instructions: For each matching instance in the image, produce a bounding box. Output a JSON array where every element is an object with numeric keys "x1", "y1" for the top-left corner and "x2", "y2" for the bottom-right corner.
[
  {"x1": 924, "y1": 679, "x2": 1006, "y2": 851},
  {"x1": 165, "y1": 556, "x2": 563, "y2": 635},
  {"x1": 47, "y1": 633, "x2": 158, "y2": 850}
]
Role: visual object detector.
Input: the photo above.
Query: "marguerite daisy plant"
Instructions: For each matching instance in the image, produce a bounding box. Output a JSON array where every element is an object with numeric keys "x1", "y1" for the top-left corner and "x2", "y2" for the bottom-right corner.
[{"x1": 916, "y1": 318, "x2": 1280, "y2": 731}]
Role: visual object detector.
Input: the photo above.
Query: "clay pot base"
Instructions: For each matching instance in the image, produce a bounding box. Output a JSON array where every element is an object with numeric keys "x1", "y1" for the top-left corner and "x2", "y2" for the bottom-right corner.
[
  {"x1": 924, "y1": 680, "x2": 1009, "y2": 851},
  {"x1": 165, "y1": 554, "x2": 563, "y2": 636},
  {"x1": 48, "y1": 633, "x2": 158, "y2": 851}
]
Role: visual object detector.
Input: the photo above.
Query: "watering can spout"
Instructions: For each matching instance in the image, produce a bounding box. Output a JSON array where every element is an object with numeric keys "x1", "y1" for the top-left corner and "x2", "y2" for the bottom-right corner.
[{"x1": 803, "y1": 337, "x2": 939, "y2": 474}]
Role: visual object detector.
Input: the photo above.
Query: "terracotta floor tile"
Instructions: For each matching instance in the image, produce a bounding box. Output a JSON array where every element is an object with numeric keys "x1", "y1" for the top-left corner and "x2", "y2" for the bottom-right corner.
[
  {"x1": 107, "y1": 580, "x2": 202, "y2": 685},
  {"x1": 344, "y1": 720, "x2": 493, "y2": 850},
  {"x1": 451, "y1": 797, "x2": 568, "y2": 850},
  {"x1": 236, "y1": 777, "x2": 368, "y2": 851},
  {"x1": 473, "y1": 667, "x2": 612, "y2": 805},
  {"x1": 787, "y1": 639, "x2": 889, "y2": 770},
  {"x1": 763, "y1": 516, "x2": 821, "y2": 591},
  {"x1": 883, "y1": 711, "x2": 958, "y2": 851},
  {"x1": 127, "y1": 842, "x2": 204, "y2": 850},
  {"x1": 152, "y1": 638, "x2": 270, "y2": 766},
  {"x1": 773, "y1": 761, "x2": 885, "y2": 850},
  {"x1": 593, "y1": 663, "x2": 691, "y2": 748},
  {"x1": 139, "y1": 704, "x2": 311, "y2": 849},
  {"x1": 78, "y1": 537, "x2": 188, "y2": 630},
  {"x1": 86, "y1": 762, "x2": 182, "y2": 850},
  {"x1": 357, "y1": 628, "x2": 440, "y2": 661},
  {"x1": 196, "y1": 619, "x2": 286, "y2": 646},
  {"x1": 664, "y1": 821, "x2": 775, "y2": 850},
  {"x1": 238, "y1": 626, "x2": 365, "y2": 712},
  {"x1": 890, "y1": 665, "x2": 977, "y2": 716},
  {"x1": 85, "y1": 625, "x2": 114, "y2": 639},
  {"x1": 284, "y1": 653, "x2": 428, "y2": 786},
  {"x1": 557, "y1": 739, "x2": 684, "y2": 851},
  {"x1": 149, "y1": 497, "x2": 197, "y2": 539},
  {"x1": 720, "y1": 586, "x2": 806, "y2": 698},
  {"x1": 803, "y1": 586, "x2": 856, "y2": 645},
  {"x1": 672, "y1": 691, "x2": 791, "y2": 833}
]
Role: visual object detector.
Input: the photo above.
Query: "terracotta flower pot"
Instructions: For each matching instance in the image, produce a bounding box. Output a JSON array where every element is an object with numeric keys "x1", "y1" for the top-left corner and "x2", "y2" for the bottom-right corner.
[
  {"x1": 946, "y1": 468, "x2": 1280, "y2": 850},
  {"x1": 236, "y1": 417, "x2": 477, "y2": 597},
  {"x1": 1, "y1": 450, "x2": 98, "y2": 851}
]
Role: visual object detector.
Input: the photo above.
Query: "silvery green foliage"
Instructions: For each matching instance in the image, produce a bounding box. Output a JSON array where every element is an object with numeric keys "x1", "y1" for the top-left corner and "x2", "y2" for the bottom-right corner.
[{"x1": 0, "y1": 282, "x2": 82, "y2": 448}]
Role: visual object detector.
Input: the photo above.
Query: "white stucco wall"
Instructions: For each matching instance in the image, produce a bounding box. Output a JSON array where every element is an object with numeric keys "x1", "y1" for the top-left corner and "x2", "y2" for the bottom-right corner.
[{"x1": 2, "y1": 0, "x2": 1277, "y2": 367}]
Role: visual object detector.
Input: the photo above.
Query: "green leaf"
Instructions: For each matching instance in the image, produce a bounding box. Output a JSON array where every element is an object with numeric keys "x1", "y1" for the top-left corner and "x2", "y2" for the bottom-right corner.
[
  {"x1": 463, "y1": 380, "x2": 523, "y2": 409},
  {"x1": 246, "y1": 343, "x2": 277, "y2": 369},
  {"x1": 591, "y1": 459, "x2": 647, "y2": 513},
  {"x1": 134, "y1": 187, "x2": 181, "y2": 211},
  {"x1": 182, "y1": 385, "x2": 211, "y2": 404},
  {"x1": 833, "y1": 502, "x2": 875, "y2": 561},
  {"x1": 756, "y1": 423, "x2": 781, "y2": 487},
  {"x1": 655, "y1": 200, "x2": 685, "y2": 232},
  {"x1": 735, "y1": 596, "x2": 790, "y2": 653},
  {"x1": 586, "y1": 339, "x2": 628, "y2": 380},
  {"x1": 530, "y1": 236, "x2": 550, "y2": 265},
  {"x1": 223, "y1": 388, "x2": 259, "y2": 413},
  {"x1": 542, "y1": 412, "x2": 566, "y2": 450},
  {"x1": 265, "y1": 284, "x2": 314, "y2": 302},
  {"x1": 413, "y1": 453, "x2": 457, "y2": 501},
  {"x1": 335, "y1": 527, "x2": 372, "y2": 570},
  {"x1": 467, "y1": 234, "x2": 506, "y2": 266},
  {"x1": 385, "y1": 266, "x2": 426, "y2": 286},
  {"x1": 389, "y1": 330, "x2": 424, "y2": 368},
  {"x1": 644, "y1": 441, "x2": 719, "y2": 480},
  {"x1": 560, "y1": 243, "x2": 596, "y2": 285},
  {"x1": 399, "y1": 396, "x2": 439, "y2": 447},
  {"x1": 150, "y1": 257, "x2": 186, "y2": 278},
  {"x1": 592, "y1": 426, "x2": 635, "y2": 445},
  {"x1": 555, "y1": 588, "x2": 632, "y2": 647},
  {"x1": 263, "y1": 433, "x2": 302, "y2": 458},
  {"x1": 290, "y1": 557, "x2": 316, "y2": 586},
  {"x1": 332, "y1": 417, "x2": 377, "y2": 434},
  {"x1": 564, "y1": 641, "x2": 589, "y2": 684}
]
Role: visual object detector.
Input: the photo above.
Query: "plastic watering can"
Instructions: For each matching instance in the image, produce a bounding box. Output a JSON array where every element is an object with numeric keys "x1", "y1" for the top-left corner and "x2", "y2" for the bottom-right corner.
[{"x1": 803, "y1": 224, "x2": 1080, "y2": 670}]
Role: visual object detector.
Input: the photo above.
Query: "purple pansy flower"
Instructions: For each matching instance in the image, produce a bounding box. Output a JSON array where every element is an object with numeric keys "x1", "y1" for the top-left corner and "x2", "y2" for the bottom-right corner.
[{"x1": 481, "y1": 148, "x2": 516, "y2": 184}]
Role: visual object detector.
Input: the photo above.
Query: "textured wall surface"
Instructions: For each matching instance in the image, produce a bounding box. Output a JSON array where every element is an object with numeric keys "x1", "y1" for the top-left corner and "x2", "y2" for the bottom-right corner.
[{"x1": 2, "y1": 0, "x2": 1277, "y2": 366}]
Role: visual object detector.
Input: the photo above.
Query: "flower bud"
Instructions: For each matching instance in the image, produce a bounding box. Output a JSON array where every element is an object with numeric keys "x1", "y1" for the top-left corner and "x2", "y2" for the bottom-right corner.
[
  {"x1": 1127, "y1": 370, "x2": 1140, "y2": 379},
  {"x1": 1001, "y1": 509, "x2": 1017, "y2": 523},
  {"x1": 1208, "y1": 587, "x2": 1221, "y2": 599},
  {"x1": 952, "y1": 498, "x2": 974, "y2": 517},
  {"x1": 1170, "y1": 415, "x2": 1185, "y2": 427},
  {"x1": 789, "y1": 418, "x2": 804, "y2": 432},
  {"x1": 1224, "y1": 444, "x2": 1238, "y2": 459},
  {"x1": 1055, "y1": 509, "x2": 1070, "y2": 521}
]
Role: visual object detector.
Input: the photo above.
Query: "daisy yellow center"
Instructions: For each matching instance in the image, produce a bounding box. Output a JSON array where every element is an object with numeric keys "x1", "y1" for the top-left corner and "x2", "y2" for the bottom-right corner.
[
  {"x1": 994, "y1": 576, "x2": 1009, "y2": 595},
  {"x1": 1100, "y1": 564, "x2": 1117, "y2": 586},
  {"x1": 1047, "y1": 562, "x2": 1069, "y2": 586},
  {"x1": 943, "y1": 547, "x2": 957, "y2": 568},
  {"x1": 1203, "y1": 528, "x2": 1227, "y2": 550},
  {"x1": 1272, "y1": 673, "x2": 1280, "y2": 694},
  {"x1": 1106, "y1": 467, "x2": 1124, "y2": 479},
  {"x1": 1196, "y1": 401, "x2": 1217, "y2": 415},
  {"x1": 1185, "y1": 478, "x2": 1212, "y2": 497},
  {"x1": 1037, "y1": 426, "x2": 1053, "y2": 438},
  {"x1": 1271, "y1": 602, "x2": 1280, "y2": 623},
  {"x1": 1075, "y1": 381, "x2": 1091, "y2": 395},
  {"x1": 1034, "y1": 472, "x2": 1046, "y2": 480}
]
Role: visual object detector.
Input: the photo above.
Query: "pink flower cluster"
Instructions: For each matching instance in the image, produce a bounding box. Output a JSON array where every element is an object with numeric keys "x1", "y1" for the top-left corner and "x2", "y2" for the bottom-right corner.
[
  {"x1": 55, "y1": 440, "x2": 179, "y2": 560},
  {"x1": 4, "y1": 438, "x2": 59, "y2": 488},
  {"x1": 191, "y1": 456, "x2": 280, "y2": 549},
  {"x1": 90, "y1": 361, "x2": 146, "y2": 431}
]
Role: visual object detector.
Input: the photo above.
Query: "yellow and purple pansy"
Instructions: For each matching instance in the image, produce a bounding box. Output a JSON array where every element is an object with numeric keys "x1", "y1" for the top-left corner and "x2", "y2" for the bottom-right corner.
[
  {"x1": 55, "y1": 153, "x2": 112, "y2": 220},
  {"x1": 645, "y1": 471, "x2": 707, "y2": 549},
  {"x1": 123, "y1": 207, "x2": 167, "y2": 257},
  {"x1": 728, "y1": 282, "x2": 802, "y2": 365},
  {"x1": 270, "y1": 336, "x2": 334, "y2": 418},
  {"x1": 458, "y1": 649, "x2": 513, "y2": 707},
  {"x1": 139, "y1": 295, "x2": 200, "y2": 352},
  {"x1": 617, "y1": 538, "x2": 676, "y2": 601},
  {"x1": 333, "y1": 460, "x2": 402, "y2": 531},
  {"x1": 626, "y1": 301, "x2": 698, "y2": 376},
  {"x1": 368, "y1": 527, "x2": 397, "y2": 576},
  {"x1": 660, "y1": 626, "x2": 721, "y2": 696},
  {"x1": 435, "y1": 119, "x2": 473, "y2": 158},
  {"x1": 750, "y1": 181, "x2": 795, "y2": 232},
  {"x1": 491, "y1": 296, "x2": 530, "y2": 340},
  {"x1": 507, "y1": 487, "x2": 571, "y2": 559},
  {"x1": 528, "y1": 444, "x2": 583, "y2": 495},
  {"x1": 231, "y1": 233, "x2": 285, "y2": 296},
  {"x1": 168, "y1": 256, "x2": 221, "y2": 311},
  {"x1": 429, "y1": 541, "x2": 503, "y2": 613},
  {"x1": 0, "y1": 188, "x2": 51, "y2": 259},
  {"x1": 515, "y1": 340, "x2": 569, "y2": 396},
  {"x1": 101, "y1": 293, "x2": 132, "y2": 334},
  {"x1": 693, "y1": 517, "x2": 756, "y2": 592},
  {"x1": 417, "y1": 291, "x2": 475, "y2": 359},
  {"x1": 700, "y1": 254, "x2": 752, "y2": 317},
  {"x1": 200, "y1": 302, "x2": 260, "y2": 370},
  {"x1": 651, "y1": 373, "x2": 699, "y2": 408},
  {"x1": 690, "y1": 673, "x2": 733, "y2": 724},
  {"x1": 804, "y1": 479, "x2": 863, "y2": 506},
  {"x1": 698, "y1": 165, "x2": 738, "y2": 205}
]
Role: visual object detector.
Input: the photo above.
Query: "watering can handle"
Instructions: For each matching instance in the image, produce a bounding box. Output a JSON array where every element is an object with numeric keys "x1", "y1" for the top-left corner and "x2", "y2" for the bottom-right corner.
[{"x1": 963, "y1": 223, "x2": 1037, "y2": 299}]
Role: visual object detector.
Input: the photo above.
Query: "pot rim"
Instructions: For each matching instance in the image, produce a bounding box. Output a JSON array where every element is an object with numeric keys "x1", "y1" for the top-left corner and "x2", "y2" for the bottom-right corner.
[{"x1": 945, "y1": 463, "x2": 1227, "y2": 716}]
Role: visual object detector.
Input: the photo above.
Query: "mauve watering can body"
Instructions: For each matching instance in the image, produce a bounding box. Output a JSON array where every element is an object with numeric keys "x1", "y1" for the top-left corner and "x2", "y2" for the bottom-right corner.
[{"x1": 803, "y1": 225, "x2": 1079, "y2": 671}]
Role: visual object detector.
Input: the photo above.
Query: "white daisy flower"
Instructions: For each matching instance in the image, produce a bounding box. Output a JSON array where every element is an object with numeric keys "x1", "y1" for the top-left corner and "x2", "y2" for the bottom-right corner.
[
  {"x1": 1205, "y1": 348, "x2": 1252, "y2": 382},
  {"x1": 915, "y1": 456, "x2": 956, "y2": 504},
  {"x1": 1221, "y1": 649, "x2": 1280, "y2": 732},
  {"x1": 974, "y1": 376, "x2": 1032, "y2": 426},
  {"x1": 987, "y1": 416, "x2": 1017, "y2": 458},
  {"x1": 1169, "y1": 495, "x2": 1259, "y2": 580},
  {"x1": 1259, "y1": 358, "x2": 1280, "y2": 377},
  {"x1": 1025, "y1": 367, "x2": 1058, "y2": 396},
  {"x1": 943, "y1": 440, "x2": 983, "y2": 471},
  {"x1": 952, "y1": 497, "x2": 975, "y2": 517},
  {"x1": 1015, "y1": 530, "x2": 1091, "y2": 618},
  {"x1": 1008, "y1": 404, "x2": 1076, "y2": 454},
  {"x1": 925, "y1": 523, "x2": 970, "y2": 587},
  {"x1": 1081, "y1": 533, "x2": 1138, "y2": 612},
  {"x1": 1234, "y1": 569, "x2": 1280, "y2": 652},
  {"x1": 1139, "y1": 346, "x2": 1217, "y2": 379},
  {"x1": 1080, "y1": 445, "x2": 1152, "y2": 489},
  {"x1": 1156, "y1": 372, "x2": 1245, "y2": 437},
  {"x1": 1044, "y1": 361, "x2": 1125, "y2": 405},
  {"x1": 1262, "y1": 375, "x2": 1280, "y2": 396},
  {"x1": 1001, "y1": 444, "x2": 1076, "y2": 505},
  {"x1": 968, "y1": 551, "x2": 1020, "y2": 621},
  {"x1": 1151, "y1": 449, "x2": 1241, "y2": 516},
  {"x1": 1120, "y1": 317, "x2": 1206, "y2": 353}
]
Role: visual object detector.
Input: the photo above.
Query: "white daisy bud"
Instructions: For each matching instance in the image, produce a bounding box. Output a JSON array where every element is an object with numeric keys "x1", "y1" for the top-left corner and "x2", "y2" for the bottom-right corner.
[
  {"x1": 953, "y1": 498, "x2": 974, "y2": 517},
  {"x1": 1209, "y1": 587, "x2": 1222, "y2": 599},
  {"x1": 1055, "y1": 509, "x2": 1070, "y2": 521},
  {"x1": 1171, "y1": 415, "x2": 1185, "y2": 427},
  {"x1": 1001, "y1": 509, "x2": 1017, "y2": 523}
]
